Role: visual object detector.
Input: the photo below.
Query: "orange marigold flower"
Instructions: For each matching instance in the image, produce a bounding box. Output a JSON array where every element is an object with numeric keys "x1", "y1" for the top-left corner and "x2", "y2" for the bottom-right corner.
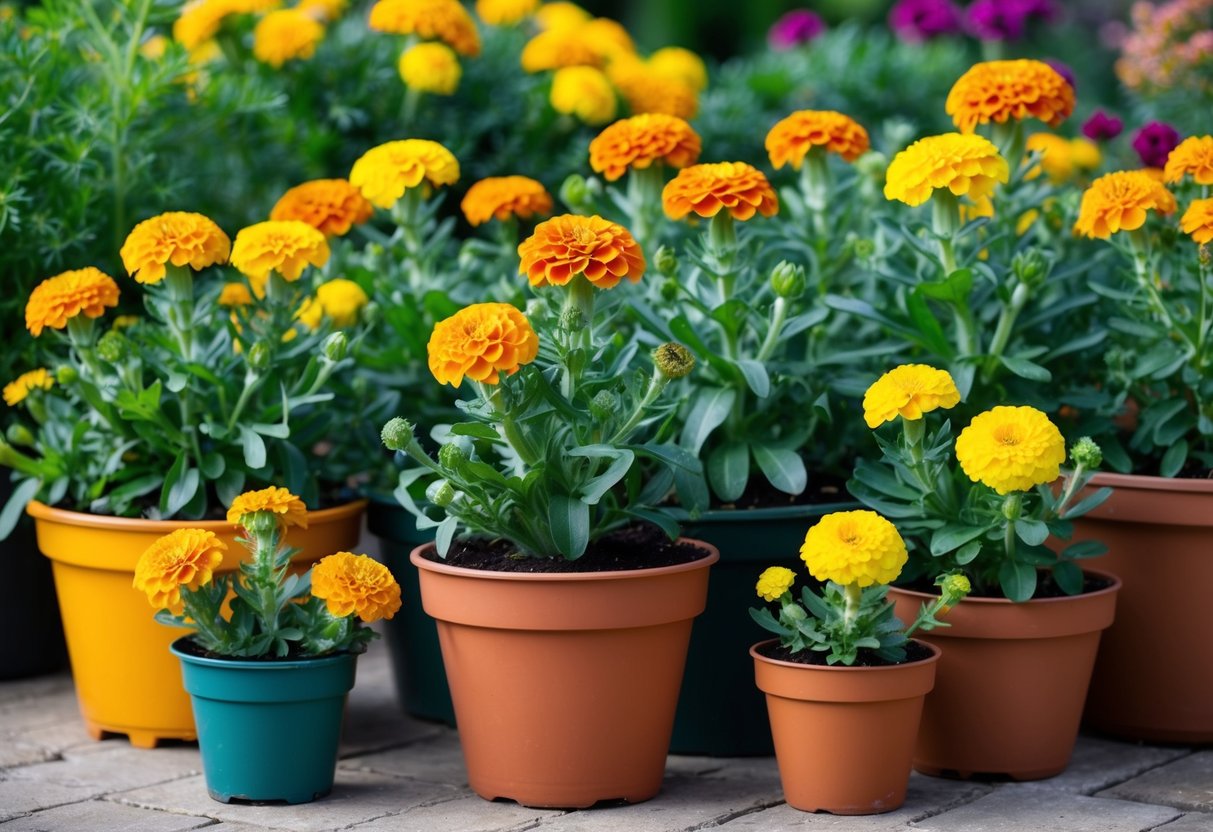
[
  {"x1": 883, "y1": 133, "x2": 1009, "y2": 207},
  {"x1": 609, "y1": 55, "x2": 698, "y2": 119},
  {"x1": 3, "y1": 368, "x2": 54, "y2": 407},
  {"x1": 310, "y1": 552, "x2": 402, "y2": 622},
  {"x1": 475, "y1": 0, "x2": 537, "y2": 26},
  {"x1": 270, "y1": 179, "x2": 373, "y2": 237},
  {"x1": 368, "y1": 0, "x2": 481, "y2": 57},
  {"x1": 230, "y1": 220, "x2": 330, "y2": 282},
  {"x1": 648, "y1": 46, "x2": 708, "y2": 93},
  {"x1": 765, "y1": 109, "x2": 870, "y2": 169},
  {"x1": 461, "y1": 176, "x2": 553, "y2": 226},
  {"x1": 120, "y1": 211, "x2": 231, "y2": 284},
  {"x1": 662, "y1": 162, "x2": 779, "y2": 221},
  {"x1": 550, "y1": 66, "x2": 617, "y2": 125},
  {"x1": 226, "y1": 486, "x2": 309, "y2": 529},
  {"x1": 427, "y1": 302, "x2": 539, "y2": 386},
  {"x1": 1163, "y1": 135, "x2": 1213, "y2": 185},
  {"x1": 133, "y1": 528, "x2": 227, "y2": 614},
  {"x1": 252, "y1": 8, "x2": 324, "y2": 67},
  {"x1": 26, "y1": 268, "x2": 120, "y2": 337},
  {"x1": 518, "y1": 214, "x2": 646, "y2": 289},
  {"x1": 349, "y1": 139, "x2": 460, "y2": 209},
  {"x1": 218, "y1": 282, "x2": 254, "y2": 307},
  {"x1": 1073, "y1": 171, "x2": 1177, "y2": 239},
  {"x1": 520, "y1": 27, "x2": 602, "y2": 71},
  {"x1": 1181, "y1": 198, "x2": 1213, "y2": 245},
  {"x1": 589, "y1": 113, "x2": 701, "y2": 182},
  {"x1": 946, "y1": 59, "x2": 1075, "y2": 134}
]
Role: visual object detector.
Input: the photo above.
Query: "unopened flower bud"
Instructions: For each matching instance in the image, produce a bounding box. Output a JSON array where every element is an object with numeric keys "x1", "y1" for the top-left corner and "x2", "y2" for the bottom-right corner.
[
  {"x1": 770, "y1": 261, "x2": 806, "y2": 299},
  {"x1": 322, "y1": 331, "x2": 348, "y2": 362},
  {"x1": 559, "y1": 307, "x2": 586, "y2": 332},
  {"x1": 1200, "y1": 244, "x2": 1211, "y2": 267},
  {"x1": 425, "y1": 479, "x2": 457, "y2": 507},
  {"x1": 380, "y1": 417, "x2": 415, "y2": 451},
  {"x1": 939, "y1": 573, "x2": 971, "y2": 601},
  {"x1": 655, "y1": 245, "x2": 678, "y2": 278},
  {"x1": 1070, "y1": 436, "x2": 1103, "y2": 469},
  {"x1": 55, "y1": 365, "x2": 78, "y2": 385},
  {"x1": 247, "y1": 341, "x2": 272, "y2": 372},
  {"x1": 1012, "y1": 249, "x2": 1046, "y2": 286},
  {"x1": 362, "y1": 301, "x2": 382, "y2": 328},
  {"x1": 438, "y1": 442, "x2": 468, "y2": 469},
  {"x1": 590, "y1": 390, "x2": 616, "y2": 420},
  {"x1": 660, "y1": 278, "x2": 679, "y2": 302},
  {"x1": 652, "y1": 342, "x2": 694, "y2": 379},
  {"x1": 559, "y1": 173, "x2": 598, "y2": 209},
  {"x1": 96, "y1": 330, "x2": 128, "y2": 363},
  {"x1": 6, "y1": 424, "x2": 35, "y2": 447},
  {"x1": 852, "y1": 238, "x2": 876, "y2": 259}
]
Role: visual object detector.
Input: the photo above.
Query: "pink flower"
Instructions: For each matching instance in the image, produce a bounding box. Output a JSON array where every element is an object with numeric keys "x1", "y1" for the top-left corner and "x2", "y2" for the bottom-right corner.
[{"x1": 768, "y1": 9, "x2": 825, "y2": 50}]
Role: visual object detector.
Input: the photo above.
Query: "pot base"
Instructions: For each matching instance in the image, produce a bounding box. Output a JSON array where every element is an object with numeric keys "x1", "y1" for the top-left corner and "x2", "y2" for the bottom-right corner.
[
  {"x1": 208, "y1": 787, "x2": 333, "y2": 805},
  {"x1": 913, "y1": 762, "x2": 1065, "y2": 782},
  {"x1": 84, "y1": 720, "x2": 196, "y2": 749}
]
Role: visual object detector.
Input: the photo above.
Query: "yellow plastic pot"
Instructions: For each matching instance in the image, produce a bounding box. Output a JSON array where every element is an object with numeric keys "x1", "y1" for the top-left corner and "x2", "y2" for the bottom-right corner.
[{"x1": 29, "y1": 499, "x2": 366, "y2": 748}]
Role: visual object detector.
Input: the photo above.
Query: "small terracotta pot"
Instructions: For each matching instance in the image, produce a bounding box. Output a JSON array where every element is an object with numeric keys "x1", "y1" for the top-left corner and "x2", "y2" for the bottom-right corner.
[
  {"x1": 890, "y1": 571, "x2": 1119, "y2": 780},
  {"x1": 751, "y1": 639, "x2": 939, "y2": 815},
  {"x1": 411, "y1": 541, "x2": 718, "y2": 809},
  {"x1": 29, "y1": 499, "x2": 366, "y2": 748},
  {"x1": 1072, "y1": 472, "x2": 1213, "y2": 742}
]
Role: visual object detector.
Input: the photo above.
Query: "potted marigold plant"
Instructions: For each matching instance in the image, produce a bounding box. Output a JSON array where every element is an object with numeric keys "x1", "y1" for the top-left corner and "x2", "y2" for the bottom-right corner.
[
  {"x1": 749, "y1": 510, "x2": 969, "y2": 814},
  {"x1": 135, "y1": 487, "x2": 400, "y2": 804},
  {"x1": 380, "y1": 211, "x2": 719, "y2": 809},
  {"x1": 1067, "y1": 147, "x2": 1213, "y2": 742},
  {"x1": 0, "y1": 212, "x2": 366, "y2": 747},
  {"x1": 851, "y1": 364, "x2": 1120, "y2": 780}
]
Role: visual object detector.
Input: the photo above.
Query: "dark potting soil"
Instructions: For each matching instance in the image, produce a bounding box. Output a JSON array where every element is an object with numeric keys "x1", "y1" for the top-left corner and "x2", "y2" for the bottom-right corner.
[
  {"x1": 173, "y1": 638, "x2": 353, "y2": 663},
  {"x1": 682, "y1": 470, "x2": 849, "y2": 512},
  {"x1": 898, "y1": 572, "x2": 1113, "y2": 600},
  {"x1": 428, "y1": 523, "x2": 712, "y2": 573},
  {"x1": 756, "y1": 639, "x2": 935, "y2": 668}
]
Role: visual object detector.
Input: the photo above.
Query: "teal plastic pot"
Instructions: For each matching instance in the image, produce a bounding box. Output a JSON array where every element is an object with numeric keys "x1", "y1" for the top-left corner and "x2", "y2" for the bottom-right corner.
[
  {"x1": 670, "y1": 500, "x2": 857, "y2": 756},
  {"x1": 171, "y1": 638, "x2": 357, "y2": 804},
  {"x1": 366, "y1": 496, "x2": 453, "y2": 725}
]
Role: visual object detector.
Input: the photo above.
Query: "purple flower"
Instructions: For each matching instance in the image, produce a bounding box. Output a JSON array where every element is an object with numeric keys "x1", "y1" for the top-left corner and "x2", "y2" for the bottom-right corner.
[
  {"x1": 1044, "y1": 58, "x2": 1075, "y2": 91},
  {"x1": 768, "y1": 9, "x2": 826, "y2": 50},
  {"x1": 1082, "y1": 110, "x2": 1123, "y2": 142},
  {"x1": 889, "y1": 0, "x2": 963, "y2": 41},
  {"x1": 965, "y1": 0, "x2": 1057, "y2": 41},
  {"x1": 1132, "y1": 121, "x2": 1182, "y2": 169}
]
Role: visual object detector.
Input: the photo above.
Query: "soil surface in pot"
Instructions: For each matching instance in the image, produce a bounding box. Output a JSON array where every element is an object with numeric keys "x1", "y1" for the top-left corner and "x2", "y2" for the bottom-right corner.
[
  {"x1": 898, "y1": 572, "x2": 1113, "y2": 600},
  {"x1": 755, "y1": 640, "x2": 934, "y2": 668},
  {"x1": 427, "y1": 523, "x2": 711, "y2": 573},
  {"x1": 174, "y1": 637, "x2": 356, "y2": 663},
  {"x1": 710, "y1": 471, "x2": 849, "y2": 511}
]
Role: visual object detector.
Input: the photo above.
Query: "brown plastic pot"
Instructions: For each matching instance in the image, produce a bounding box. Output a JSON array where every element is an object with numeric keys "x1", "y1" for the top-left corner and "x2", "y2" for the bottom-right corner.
[
  {"x1": 889, "y1": 571, "x2": 1119, "y2": 780},
  {"x1": 1072, "y1": 472, "x2": 1213, "y2": 742},
  {"x1": 411, "y1": 540, "x2": 718, "y2": 809},
  {"x1": 751, "y1": 639, "x2": 940, "y2": 815}
]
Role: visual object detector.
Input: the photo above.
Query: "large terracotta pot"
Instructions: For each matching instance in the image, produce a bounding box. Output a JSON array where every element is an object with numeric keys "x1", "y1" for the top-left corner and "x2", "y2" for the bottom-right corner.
[
  {"x1": 890, "y1": 570, "x2": 1120, "y2": 780},
  {"x1": 411, "y1": 540, "x2": 718, "y2": 809},
  {"x1": 29, "y1": 499, "x2": 366, "y2": 748},
  {"x1": 1072, "y1": 472, "x2": 1213, "y2": 742},
  {"x1": 751, "y1": 639, "x2": 939, "y2": 815}
]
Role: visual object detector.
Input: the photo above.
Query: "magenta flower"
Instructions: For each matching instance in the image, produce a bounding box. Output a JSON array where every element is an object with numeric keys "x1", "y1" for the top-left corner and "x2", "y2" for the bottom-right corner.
[
  {"x1": 1132, "y1": 121, "x2": 1182, "y2": 168},
  {"x1": 889, "y1": 0, "x2": 963, "y2": 41},
  {"x1": 1082, "y1": 110, "x2": 1123, "y2": 142},
  {"x1": 768, "y1": 9, "x2": 826, "y2": 50},
  {"x1": 966, "y1": 0, "x2": 1057, "y2": 41}
]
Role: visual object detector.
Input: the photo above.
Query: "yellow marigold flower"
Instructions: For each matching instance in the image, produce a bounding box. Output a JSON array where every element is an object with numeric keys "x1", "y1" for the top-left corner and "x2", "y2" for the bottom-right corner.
[
  {"x1": 219, "y1": 282, "x2": 254, "y2": 307},
  {"x1": 800, "y1": 510, "x2": 908, "y2": 588},
  {"x1": 270, "y1": 179, "x2": 373, "y2": 237},
  {"x1": 955, "y1": 406, "x2": 1066, "y2": 495},
  {"x1": 4, "y1": 368, "x2": 54, "y2": 407},
  {"x1": 946, "y1": 59, "x2": 1075, "y2": 134},
  {"x1": 534, "y1": 1, "x2": 590, "y2": 31},
  {"x1": 648, "y1": 46, "x2": 707, "y2": 92},
  {"x1": 1073, "y1": 171, "x2": 1177, "y2": 239},
  {"x1": 25, "y1": 268, "x2": 120, "y2": 337},
  {"x1": 883, "y1": 133, "x2": 1009, "y2": 207},
  {"x1": 230, "y1": 220, "x2": 330, "y2": 282},
  {"x1": 475, "y1": 0, "x2": 537, "y2": 25},
  {"x1": 368, "y1": 0, "x2": 480, "y2": 57},
  {"x1": 1025, "y1": 133, "x2": 1073, "y2": 184},
  {"x1": 550, "y1": 66, "x2": 617, "y2": 125},
  {"x1": 173, "y1": 0, "x2": 280, "y2": 51},
  {"x1": 427, "y1": 302, "x2": 539, "y2": 386},
  {"x1": 662, "y1": 162, "x2": 779, "y2": 222},
  {"x1": 310, "y1": 552, "x2": 402, "y2": 622},
  {"x1": 581, "y1": 17, "x2": 633, "y2": 57},
  {"x1": 1163, "y1": 135, "x2": 1213, "y2": 185},
  {"x1": 766, "y1": 110, "x2": 870, "y2": 169},
  {"x1": 1181, "y1": 198, "x2": 1213, "y2": 245},
  {"x1": 120, "y1": 211, "x2": 231, "y2": 284},
  {"x1": 589, "y1": 113, "x2": 701, "y2": 182},
  {"x1": 252, "y1": 8, "x2": 323, "y2": 67},
  {"x1": 398, "y1": 41, "x2": 461, "y2": 95},
  {"x1": 348, "y1": 139, "x2": 460, "y2": 209},
  {"x1": 297, "y1": 278, "x2": 369, "y2": 328},
  {"x1": 610, "y1": 56, "x2": 698, "y2": 119},
  {"x1": 755, "y1": 566, "x2": 796, "y2": 602},
  {"x1": 1070, "y1": 138, "x2": 1101, "y2": 174},
  {"x1": 862, "y1": 364, "x2": 960, "y2": 429},
  {"x1": 298, "y1": 0, "x2": 347, "y2": 21},
  {"x1": 133, "y1": 528, "x2": 227, "y2": 614},
  {"x1": 520, "y1": 28, "x2": 601, "y2": 71},
  {"x1": 1016, "y1": 208, "x2": 1040, "y2": 237},
  {"x1": 460, "y1": 176, "x2": 553, "y2": 226},
  {"x1": 226, "y1": 486, "x2": 309, "y2": 528},
  {"x1": 140, "y1": 34, "x2": 169, "y2": 60},
  {"x1": 518, "y1": 214, "x2": 645, "y2": 289}
]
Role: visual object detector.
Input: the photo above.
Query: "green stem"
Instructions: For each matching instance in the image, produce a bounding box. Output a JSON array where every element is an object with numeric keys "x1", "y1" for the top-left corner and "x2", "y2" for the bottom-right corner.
[
  {"x1": 609, "y1": 368, "x2": 667, "y2": 444},
  {"x1": 483, "y1": 384, "x2": 539, "y2": 467},
  {"x1": 1055, "y1": 461, "x2": 1087, "y2": 518},
  {"x1": 842, "y1": 583, "x2": 862, "y2": 634},
  {"x1": 800, "y1": 148, "x2": 830, "y2": 239},
  {"x1": 932, "y1": 191, "x2": 960, "y2": 276},
  {"x1": 627, "y1": 164, "x2": 664, "y2": 253},
  {"x1": 755, "y1": 296, "x2": 788, "y2": 363},
  {"x1": 1129, "y1": 230, "x2": 1175, "y2": 331},
  {"x1": 1001, "y1": 493, "x2": 1022, "y2": 563},
  {"x1": 982, "y1": 281, "x2": 1031, "y2": 382}
]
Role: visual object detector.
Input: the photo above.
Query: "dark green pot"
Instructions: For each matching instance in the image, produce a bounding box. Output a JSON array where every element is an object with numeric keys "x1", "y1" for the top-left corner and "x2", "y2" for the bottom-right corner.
[
  {"x1": 0, "y1": 480, "x2": 66, "y2": 680},
  {"x1": 366, "y1": 496, "x2": 453, "y2": 725},
  {"x1": 172, "y1": 639, "x2": 357, "y2": 804},
  {"x1": 669, "y1": 500, "x2": 857, "y2": 756}
]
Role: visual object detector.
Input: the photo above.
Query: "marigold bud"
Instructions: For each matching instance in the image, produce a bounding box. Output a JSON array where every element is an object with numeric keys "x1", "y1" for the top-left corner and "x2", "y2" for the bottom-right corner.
[
  {"x1": 939, "y1": 573, "x2": 971, "y2": 600},
  {"x1": 852, "y1": 238, "x2": 876, "y2": 259},
  {"x1": 559, "y1": 173, "x2": 597, "y2": 209},
  {"x1": 655, "y1": 245, "x2": 679, "y2": 278},
  {"x1": 660, "y1": 278, "x2": 679, "y2": 302},
  {"x1": 590, "y1": 390, "x2": 616, "y2": 420},
  {"x1": 425, "y1": 479, "x2": 457, "y2": 507},
  {"x1": 559, "y1": 307, "x2": 586, "y2": 332},
  {"x1": 652, "y1": 342, "x2": 695, "y2": 379},
  {"x1": 438, "y1": 441, "x2": 468, "y2": 469},
  {"x1": 1070, "y1": 436, "x2": 1103, "y2": 469},
  {"x1": 381, "y1": 417, "x2": 415, "y2": 451},
  {"x1": 96, "y1": 330, "x2": 129, "y2": 363},
  {"x1": 247, "y1": 342, "x2": 272, "y2": 372},
  {"x1": 323, "y1": 331, "x2": 348, "y2": 362},
  {"x1": 6, "y1": 424, "x2": 35, "y2": 447},
  {"x1": 1200, "y1": 244, "x2": 1211, "y2": 267},
  {"x1": 55, "y1": 366, "x2": 78, "y2": 385},
  {"x1": 770, "y1": 260, "x2": 806, "y2": 299},
  {"x1": 1012, "y1": 249, "x2": 1046, "y2": 286}
]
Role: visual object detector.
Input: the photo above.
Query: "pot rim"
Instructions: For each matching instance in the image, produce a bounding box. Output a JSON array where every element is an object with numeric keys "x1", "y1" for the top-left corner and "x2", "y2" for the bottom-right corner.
[
  {"x1": 409, "y1": 538, "x2": 720, "y2": 582},
  {"x1": 749, "y1": 637, "x2": 941, "y2": 673},
  {"x1": 26, "y1": 498, "x2": 369, "y2": 531},
  {"x1": 890, "y1": 567, "x2": 1122, "y2": 607},
  {"x1": 169, "y1": 636, "x2": 358, "y2": 670},
  {"x1": 1084, "y1": 471, "x2": 1213, "y2": 494}
]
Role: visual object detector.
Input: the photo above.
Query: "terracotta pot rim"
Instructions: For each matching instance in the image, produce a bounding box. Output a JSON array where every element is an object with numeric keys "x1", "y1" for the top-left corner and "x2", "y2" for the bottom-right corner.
[
  {"x1": 26, "y1": 498, "x2": 369, "y2": 531},
  {"x1": 410, "y1": 539, "x2": 720, "y2": 582},
  {"x1": 1083, "y1": 471, "x2": 1213, "y2": 494},
  {"x1": 169, "y1": 636, "x2": 357, "y2": 671},
  {"x1": 749, "y1": 637, "x2": 941, "y2": 672},
  {"x1": 891, "y1": 568, "x2": 1121, "y2": 606}
]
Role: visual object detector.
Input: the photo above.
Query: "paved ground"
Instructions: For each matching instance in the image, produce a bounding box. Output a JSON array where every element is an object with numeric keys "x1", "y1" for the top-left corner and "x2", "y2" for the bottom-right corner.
[{"x1": 1, "y1": 643, "x2": 1210, "y2": 832}]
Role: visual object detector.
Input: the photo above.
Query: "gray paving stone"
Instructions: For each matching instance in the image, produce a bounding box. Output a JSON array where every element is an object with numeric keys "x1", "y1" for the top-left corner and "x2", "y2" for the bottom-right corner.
[
  {"x1": 6, "y1": 744, "x2": 201, "y2": 793},
  {"x1": 340, "y1": 732, "x2": 467, "y2": 785},
  {"x1": 1152, "y1": 815, "x2": 1213, "y2": 832},
  {"x1": 110, "y1": 768, "x2": 460, "y2": 832},
  {"x1": 348, "y1": 793, "x2": 563, "y2": 831},
  {"x1": 0, "y1": 720, "x2": 97, "y2": 769},
  {"x1": 0, "y1": 799, "x2": 214, "y2": 831},
  {"x1": 1098, "y1": 752, "x2": 1213, "y2": 812},
  {"x1": 340, "y1": 648, "x2": 444, "y2": 758},
  {"x1": 1035, "y1": 735, "x2": 1194, "y2": 795},
  {"x1": 0, "y1": 777, "x2": 107, "y2": 823},
  {"x1": 664, "y1": 755, "x2": 780, "y2": 781},
  {"x1": 911, "y1": 786, "x2": 1182, "y2": 832}
]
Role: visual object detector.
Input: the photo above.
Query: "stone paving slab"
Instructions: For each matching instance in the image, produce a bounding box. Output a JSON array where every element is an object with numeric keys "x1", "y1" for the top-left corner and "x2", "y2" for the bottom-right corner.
[
  {"x1": 910, "y1": 786, "x2": 1183, "y2": 832},
  {"x1": 1099, "y1": 752, "x2": 1213, "y2": 812},
  {"x1": 347, "y1": 794, "x2": 562, "y2": 832},
  {"x1": 0, "y1": 799, "x2": 214, "y2": 832},
  {"x1": 340, "y1": 731, "x2": 468, "y2": 785},
  {"x1": 1153, "y1": 814, "x2": 1213, "y2": 832},
  {"x1": 1035, "y1": 737, "x2": 1194, "y2": 795}
]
